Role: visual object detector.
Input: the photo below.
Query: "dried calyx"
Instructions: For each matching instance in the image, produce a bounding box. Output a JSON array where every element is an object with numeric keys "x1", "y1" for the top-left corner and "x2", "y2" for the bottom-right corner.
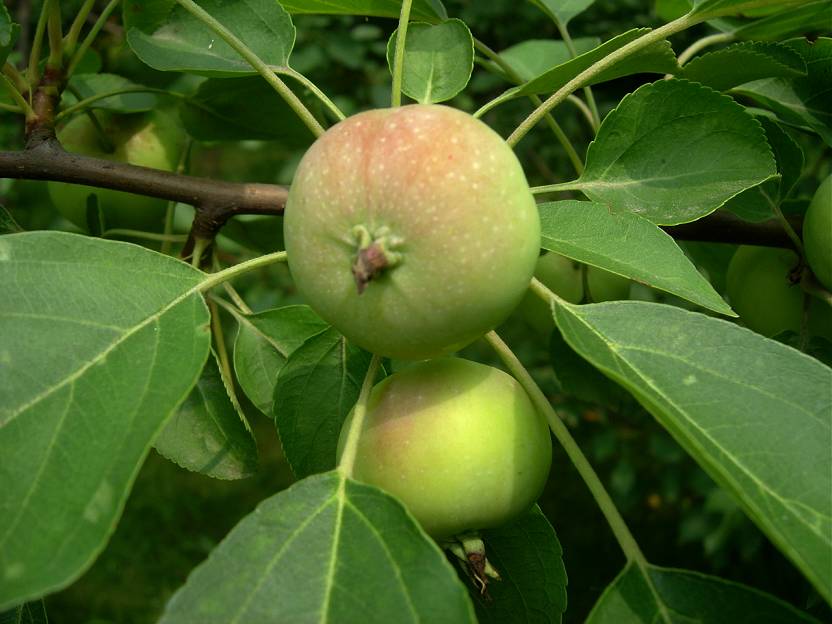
[{"x1": 351, "y1": 224, "x2": 404, "y2": 293}]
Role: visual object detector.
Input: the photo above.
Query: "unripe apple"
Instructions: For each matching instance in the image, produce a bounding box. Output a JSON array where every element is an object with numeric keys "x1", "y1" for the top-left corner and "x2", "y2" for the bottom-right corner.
[
  {"x1": 284, "y1": 105, "x2": 541, "y2": 359},
  {"x1": 337, "y1": 358, "x2": 552, "y2": 539},
  {"x1": 725, "y1": 245, "x2": 832, "y2": 338},
  {"x1": 519, "y1": 252, "x2": 583, "y2": 333},
  {"x1": 586, "y1": 266, "x2": 630, "y2": 302},
  {"x1": 803, "y1": 175, "x2": 832, "y2": 291},
  {"x1": 48, "y1": 110, "x2": 185, "y2": 232}
]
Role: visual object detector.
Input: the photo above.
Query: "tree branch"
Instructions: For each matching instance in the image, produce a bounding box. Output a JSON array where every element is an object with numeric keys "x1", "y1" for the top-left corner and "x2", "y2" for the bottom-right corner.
[
  {"x1": 662, "y1": 211, "x2": 801, "y2": 249},
  {"x1": 0, "y1": 141, "x2": 287, "y2": 213},
  {"x1": 0, "y1": 140, "x2": 287, "y2": 262},
  {"x1": 0, "y1": 140, "x2": 799, "y2": 255}
]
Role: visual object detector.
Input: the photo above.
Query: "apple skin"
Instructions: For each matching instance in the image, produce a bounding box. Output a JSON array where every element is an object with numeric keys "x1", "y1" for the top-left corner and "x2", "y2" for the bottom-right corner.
[
  {"x1": 519, "y1": 252, "x2": 583, "y2": 333},
  {"x1": 283, "y1": 104, "x2": 541, "y2": 360},
  {"x1": 337, "y1": 358, "x2": 552, "y2": 539},
  {"x1": 586, "y1": 266, "x2": 630, "y2": 302},
  {"x1": 803, "y1": 175, "x2": 832, "y2": 291},
  {"x1": 48, "y1": 110, "x2": 184, "y2": 232},
  {"x1": 727, "y1": 246, "x2": 801, "y2": 336}
]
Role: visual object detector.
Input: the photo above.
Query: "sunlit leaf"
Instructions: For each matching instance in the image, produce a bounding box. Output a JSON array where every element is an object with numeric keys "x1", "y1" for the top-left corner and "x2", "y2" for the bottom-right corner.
[
  {"x1": 538, "y1": 200, "x2": 734, "y2": 315},
  {"x1": 0, "y1": 232, "x2": 211, "y2": 608},
  {"x1": 386, "y1": 20, "x2": 474, "y2": 104},
  {"x1": 125, "y1": 0, "x2": 295, "y2": 75},
  {"x1": 576, "y1": 79, "x2": 777, "y2": 225},
  {"x1": 554, "y1": 300, "x2": 832, "y2": 601},
  {"x1": 159, "y1": 471, "x2": 476, "y2": 623}
]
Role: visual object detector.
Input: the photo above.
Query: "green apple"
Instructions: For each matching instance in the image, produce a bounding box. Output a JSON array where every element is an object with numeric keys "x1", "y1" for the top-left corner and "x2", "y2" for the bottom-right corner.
[
  {"x1": 337, "y1": 358, "x2": 552, "y2": 539},
  {"x1": 803, "y1": 174, "x2": 832, "y2": 291},
  {"x1": 283, "y1": 105, "x2": 541, "y2": 359},
  {"x1": 726, "y1": 245, "x2": 820, "y2": 337},
  {"x1": 519, "y1": 252, "x2": 583, "y2": 333},
  {"x1": 586, "y1": 266, "x2": 630, "y2": 302},
  {"x1": 48, "y1": 110, "x2": 185, "y2": 232}
]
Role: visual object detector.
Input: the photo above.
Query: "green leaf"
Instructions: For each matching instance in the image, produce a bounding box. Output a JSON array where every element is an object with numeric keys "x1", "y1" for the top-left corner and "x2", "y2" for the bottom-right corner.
[
  {"x1": 159, "y1": 471, "x2": 476, "y2": 623},
  {"x1": 655, "y1": 0, "x2": 692, "y2": 21},
  {"x1": 723, "y1": 117, "x2": 804, "y2": 222},
  {"x1": 61, "y1": 73, "x2": 158, "y2": 114},
  {"x1": 511, "y1": 28, "x2": 679, "y2": 98},
  {"x1": 492, "y1": 38, "x2": 600, "y2": 83},
  {"x1": 0, "y1": 206, "x2": 23, "y2": 234},
  {"x1": 550, "y1": 329, "x2": 625, "y2": 406},
  {"x1": 0, "y1": 232, "x2": 211, "y2": 608},
  {"x1": 554, "y1": 300, "x2": 832, "y2": 601},
  {"x1": 386, "y1": 20, "x2": 474, "y2": 104},
  {"x1": 531, "y1": 0, "x2": 596, "y2": 25},
  {"x1": 278, "y1": 0, "x2": 447, "y2": 21},
  {"x1": 468, "y1": 506, "x2": 567, "y2": 623},
  {"x1": 274, "y1": 328, "x2": 376, "y2": 479},
  {"x1": 729, "y1": 0, "x2": 832, "y2": 40},
  {"x1": 692, "y1": 0, "x2": 807, "y2": 18},
  {"x1": 232, "y1": 305, "x2": 329, "y2": 416},
  {"x1": 680, "y1": 41, "x2": 806, "y2": 91},
  {"x1": 125, "y1": 0, "x2": 295, "y2": 75},
  {"x1": 154, "y1": 352, "x2": 258, "y2": 480},
  {"x1": 587, "y1": 562, "x2": 818, "y2": 623},
  {"x1": 538, "y1": 200, "x2": 734, "y2": 315},
  {"x1": 732, "y1": 37, "x2": 832, "y2": 146},
  {"x1": 179, "y1": 76, "x2": 316, "y2": 145},
  {"x1": 0, "y1": 600, "x2": 48, "y2": 624},
  {"x1": 0, "y1": 3, "x2": 20, "y2": 66},
  {"x1": 577, "y1": 79, "x2": 777, "y2": 225}
]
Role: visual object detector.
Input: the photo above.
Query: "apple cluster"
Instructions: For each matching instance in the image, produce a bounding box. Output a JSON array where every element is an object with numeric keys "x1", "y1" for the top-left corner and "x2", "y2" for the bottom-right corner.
[{"x1": 283, "y1": 105, "x2": 552, "y2": 539}]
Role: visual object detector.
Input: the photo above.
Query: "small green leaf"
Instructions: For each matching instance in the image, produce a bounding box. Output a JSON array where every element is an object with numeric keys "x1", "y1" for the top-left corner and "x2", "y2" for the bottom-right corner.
[
  {"x1": 232, "y1": 305, "x2": 329, "y2": 416},
  {"x1": 492, "y1": 38, "x2": 600, "y2": 83},
  {"x1": 278, "y1": 0, "x2": 447, "y2": 21},
  {"x1": 62, "y1": 73, "x2": 159, "y2": 114},
  {"x1": 386, "y1": 20, "x2": 474, "y2": 104},
  {"x1": 0, "y1": 232, "x2": 211, "y2": 609},
  {"x1": 273, "y1": 328, "x2": 376, "y2": 479},
  {"x1": 577, "y1": 79, "x2": 777, "y2": 225},
  {"x1": 0, "y1": 3, "x2": 20, "y2": 66},
  {"x1": 732, "y1": 37, "x2": 832, "y2": 146},
  {"x1": 587, "y1": 562, "x2": 818, "y2": 623},
  {"x1": 511, "y1": 28, "x2": 678, "y2": 98},
  {"x1": 538, "y1": 200, "x2": 734, "y2": 315},
  {"x1": 125, "y1": 0, "x2": 295, "y2": 75},
  {"x1": 179, "y1": 76, "x2": 316, "y2": 145},
  {"x1": 468, "y1": 506, "x2": 568, "y2": 623},
  {"x1": 729, "y1": 0, "x2": 832, "y2": 40},
  {"x1": 530, "y1": 0, "x2": 596, "y2": 25},
  {"x1": 692, "y1": 0, "x2": 807, "y2": 19},
  {"x1": 554, "y1": 301, "x2": 832, "y2": 600},
  {"x1": 680, "y1": 41, "x2": 806, "y2": 91},
  {"x1": 155, "y1": 353, "x2": 258, "y2": 480},
  {"x1": 159, "y1": 472, "x2": 476, "y2": 623}
]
